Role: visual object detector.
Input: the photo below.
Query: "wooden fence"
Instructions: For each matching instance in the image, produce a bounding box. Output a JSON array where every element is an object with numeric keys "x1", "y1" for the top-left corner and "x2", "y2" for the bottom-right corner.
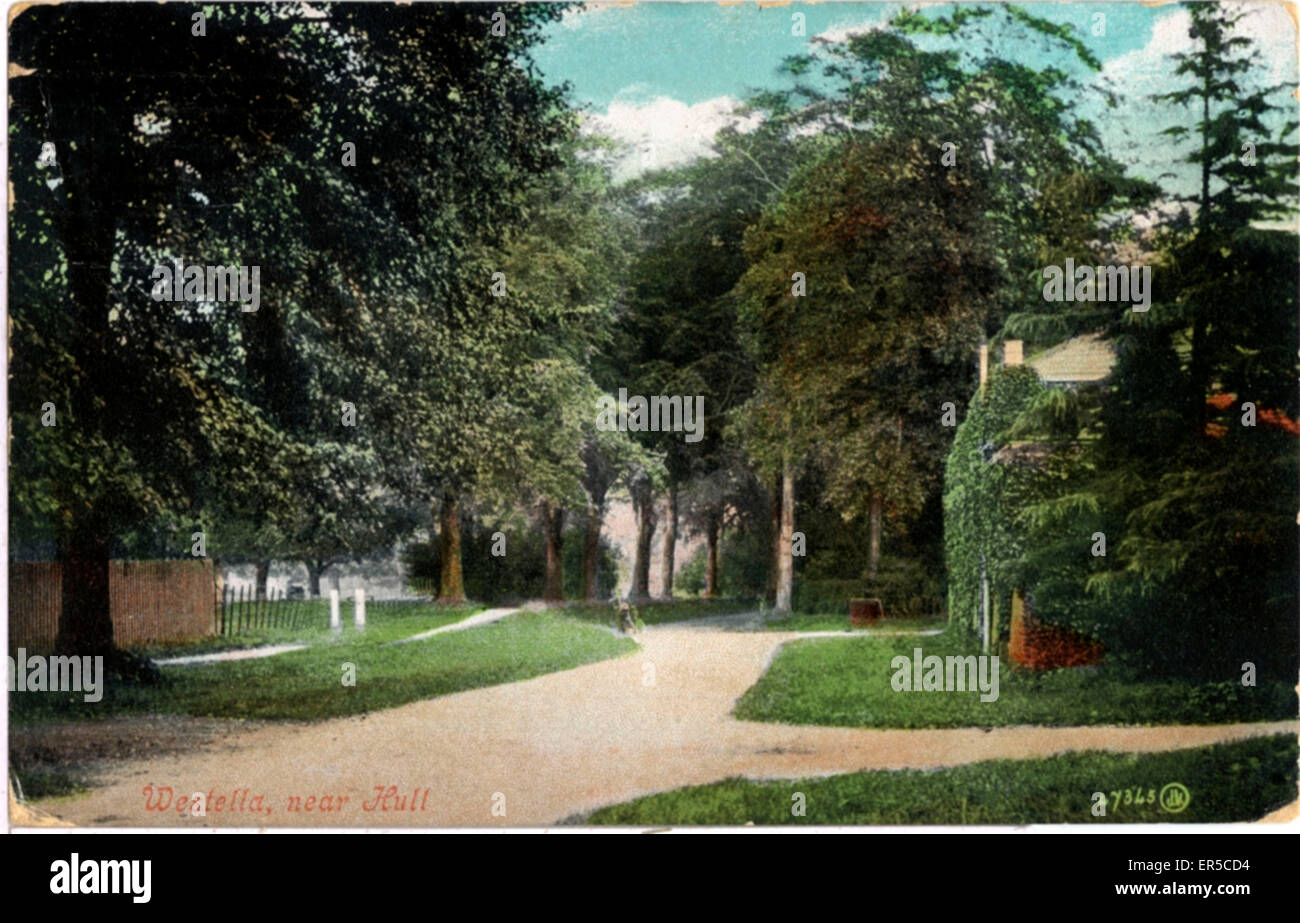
[{"x1": 9, "y1": 559, "x2": 216, "y2": 650}]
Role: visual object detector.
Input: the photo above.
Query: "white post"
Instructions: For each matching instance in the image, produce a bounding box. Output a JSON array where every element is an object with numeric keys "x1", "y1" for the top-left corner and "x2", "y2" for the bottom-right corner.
[
  {"x1": 354, "y1": 588, "x2": 366, "y2": 630},
  {"x1": 329, "y1": 589, "x2": 341, "y2": 632}
]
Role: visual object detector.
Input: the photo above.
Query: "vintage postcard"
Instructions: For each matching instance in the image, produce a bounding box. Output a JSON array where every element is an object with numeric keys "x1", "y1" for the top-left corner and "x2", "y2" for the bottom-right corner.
[{"x1": 5, "y1": 0, "x2": 1298, "y2": 841}]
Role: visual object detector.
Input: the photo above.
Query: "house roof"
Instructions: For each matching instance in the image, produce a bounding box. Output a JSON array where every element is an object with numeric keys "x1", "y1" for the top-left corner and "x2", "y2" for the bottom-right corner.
[
  {"x1": 1026, "y1": 333, "x2": 1116, "y2": 384},
  {"x1": 990, "y1": 442, "x2": 1055, "y2": 469}
]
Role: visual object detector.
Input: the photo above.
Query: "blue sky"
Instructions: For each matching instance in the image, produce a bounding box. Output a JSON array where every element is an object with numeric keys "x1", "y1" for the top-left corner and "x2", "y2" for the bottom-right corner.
[{"x1": 532, "y1": 1, "x2": 1299, "y2": 197}]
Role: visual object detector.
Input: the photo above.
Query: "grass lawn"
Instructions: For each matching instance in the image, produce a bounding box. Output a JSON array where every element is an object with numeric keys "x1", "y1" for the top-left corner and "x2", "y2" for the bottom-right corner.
[
  {"x1": 559, "y1": 598, "x2": 757, "y2": 627},
  {"x1": 735, "y1": 626, "x2": 1297, "y2": 727},
  {"x1": 763, "y1": 613, "x2": 945, "y2": 633},
  {"x1": 581, "y1": 734, "x2": 1298, "y2": 825},
  {"x1": 11, "y1": 611, "x2": 636, "y2": 723},
  {"x1": 125, "y1": 600, "x2": 480, "y2": 660}
]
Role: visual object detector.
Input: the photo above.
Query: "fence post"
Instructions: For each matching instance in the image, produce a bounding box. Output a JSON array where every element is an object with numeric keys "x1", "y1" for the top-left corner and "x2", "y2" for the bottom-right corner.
[
  {"x1": 354, "y1": 588, "x2": 366, "y2": 630},
  {"x1": 329, "y1": 589, "x2": 341, "y2": 632}
]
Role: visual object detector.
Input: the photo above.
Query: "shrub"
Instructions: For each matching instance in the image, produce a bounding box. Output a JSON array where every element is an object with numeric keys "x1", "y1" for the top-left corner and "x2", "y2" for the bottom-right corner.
[{"x1": 402, "y1": 517, "x2": 620, "y2": 604}]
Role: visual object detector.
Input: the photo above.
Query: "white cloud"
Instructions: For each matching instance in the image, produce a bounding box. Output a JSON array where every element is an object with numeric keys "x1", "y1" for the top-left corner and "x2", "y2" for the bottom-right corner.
[
  {"x1": 1096, "y1": 3, "x2": 1297, "y2": 194},
  {"x1": 1103, "y1": 2, "x2": 1296, "y2": 91},
  {"x1": 583, "y1": 92, "x2": 762, "y2": 181},
  {"x1": 813, "y1": 17, "x2": 889, "y2": 46},
  {"x1": 560, "y1": 3, "x2": 622, "y2": 32},
  {"x1": 812, "y1": 3, "x2": 917, "y2": 46}
]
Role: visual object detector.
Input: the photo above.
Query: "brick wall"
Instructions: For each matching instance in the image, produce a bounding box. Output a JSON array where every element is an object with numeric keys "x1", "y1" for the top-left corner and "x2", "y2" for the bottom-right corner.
[{"x1": 1007, "y1": 589, "x2": 1104, "y2": 669}]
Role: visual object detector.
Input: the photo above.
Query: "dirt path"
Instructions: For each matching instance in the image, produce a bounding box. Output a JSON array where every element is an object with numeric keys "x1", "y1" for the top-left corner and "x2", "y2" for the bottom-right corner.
[
  {"x1": 29, "y1": 622, "x2": 1299, "y2": 827},
  {"x1": 153, "y1": 643, "x2": 308, "y2": 667},
  {"x1": 385, "y1": 606, "x2": 519, "y2": 645}
]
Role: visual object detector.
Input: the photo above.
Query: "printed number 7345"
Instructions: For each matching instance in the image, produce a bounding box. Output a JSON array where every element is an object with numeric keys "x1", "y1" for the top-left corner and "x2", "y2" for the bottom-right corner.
[{"x1": 1110, "y1": 788, "x2": 1156, "y2": 811}]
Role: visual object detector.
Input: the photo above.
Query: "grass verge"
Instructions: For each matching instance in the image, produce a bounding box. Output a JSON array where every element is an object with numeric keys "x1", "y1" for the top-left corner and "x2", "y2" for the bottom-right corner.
[
  {"x1": 11, "y1": 611, "x2": 636, "y2": 723},
  {"x1": 11, "y1": 766, "x2": 91, "y2": 801},
  {"x1": 581, "y1": 734, "x2": 1298, "y2": 825},
  {"x1": 735, "y1": 626, "x2": 1297, "y2": 727}
]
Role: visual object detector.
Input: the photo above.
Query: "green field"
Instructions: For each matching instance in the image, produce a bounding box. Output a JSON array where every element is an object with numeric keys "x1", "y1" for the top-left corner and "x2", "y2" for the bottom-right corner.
[{"x1": 582, "y1": 735, "x2": 1298, "y2": 825}]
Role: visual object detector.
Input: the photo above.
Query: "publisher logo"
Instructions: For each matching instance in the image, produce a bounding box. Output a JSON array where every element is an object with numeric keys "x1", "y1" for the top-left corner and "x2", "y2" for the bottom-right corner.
[{"x1": 1159, "y1": 782, "x2": 1190, "y2": 813}]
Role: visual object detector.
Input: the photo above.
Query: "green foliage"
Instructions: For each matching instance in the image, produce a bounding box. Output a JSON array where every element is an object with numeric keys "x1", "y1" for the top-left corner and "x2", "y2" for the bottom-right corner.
[
  {"x1": 793, "y1": 557, "x2": 941, "y2": 618},
  {"x1": 402, "y1": 518, "x2": 620, "y2": 605},
  {"x1": 7, "y1": 3, "x2": 574, "y2": 646},
  {"x1": 675, "y1": 548, "x2": 707, "y2": 596},
  {"x1": 583, "y1": 735, "x2": 1298, "y2": 825},
  {"x1": 678, "y1": 529, "x2": 772, "y2": 599},
  {"x1": 942, "y1": 366, "x2": 1057, "y2": 640},
  {"x1": 999, "y1": 6, "x2": 1300, "y2": 680},
  {"x1": 729, "y1": 0, "x2": 1128, "y2": 571},
  {"x1": 8, "y1": 767, "x2": 90, "y2": 802}
]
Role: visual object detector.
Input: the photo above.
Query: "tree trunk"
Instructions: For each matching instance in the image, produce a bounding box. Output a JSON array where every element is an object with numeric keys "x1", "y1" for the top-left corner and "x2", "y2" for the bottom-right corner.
[
  {"x1": 542, "y1": 501, "x2": 565, "y2": 602},
  {"x1": 630, "y1": 479, "x2": 656, "y2": 603},
  {"x1": 1191, "y1": 316, "x2": 1208, "y2": 434},
  {"x1": 437, "y1": 491, "x2": 465, "y2": 604},
  {"x1": 213, "y1": 559, "x2": 224, "y2": 626},
  {"x1": 660, "y1": 485, "x2": 678, "y2": 599},
  {"x1": 56, "y1": 517, "x2": 113, "y2": 657},
  {"x1": 582, "y1": 492, "x2": 605, "y2": 601},
  {"x1": 1191, "y1": 66, "x2": 1211, "y2": 436},
  {"x1": 306, "y1": 561, "x2": 324, "y2": 599},
  {"x1": 867, "y1": 494, "x2": 884, "y2": 580},
  {"x1": 56, "y1": 211, "x2": 117, "y2": 657},
  {"x1": 704, "y1": 516, "x2": 721, "y2": 600},
  {"x1": 775, "y1": 458, "x2": 795, "y2": 616},
  {"x1": 766, "y1": 478, "x2": 781, "y2": 605},
  {"x1": 255, "y1": 559, "x2": 270, "y2": 601}
]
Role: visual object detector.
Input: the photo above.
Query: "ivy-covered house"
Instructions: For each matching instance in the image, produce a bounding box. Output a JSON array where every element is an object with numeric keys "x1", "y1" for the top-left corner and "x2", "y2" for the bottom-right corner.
[
  {"x1": 943, "y1": 338, "x2": 1109, "y2": 668},
  {"x1": 948, "y1": 333, "x2": 1300, "y2": 672}
]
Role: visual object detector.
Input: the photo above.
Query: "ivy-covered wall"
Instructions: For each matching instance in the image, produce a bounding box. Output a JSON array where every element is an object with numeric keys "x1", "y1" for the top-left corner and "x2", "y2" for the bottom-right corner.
[{"x1": 942, "y1": 365, "x2": 1047, "y2": 643}]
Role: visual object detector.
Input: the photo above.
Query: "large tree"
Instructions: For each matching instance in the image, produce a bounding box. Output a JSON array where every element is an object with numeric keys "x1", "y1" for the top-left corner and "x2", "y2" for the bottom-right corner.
[
  {"x1": 611, "y1": 118, "x2": 801, "y2": 601},
  {"x1": 9, "y1": 3, "x2": 572, "y2": 658},
  {"x1": 726, "y1": 3, "x2": 1141, "y2": 609}
]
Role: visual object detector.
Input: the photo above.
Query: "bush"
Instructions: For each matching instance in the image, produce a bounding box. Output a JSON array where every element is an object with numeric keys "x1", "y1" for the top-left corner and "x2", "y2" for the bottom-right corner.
[
  {"x1": 674, "y1": 531, "x2": 770, "y2": 599},
  {"x1": 793, "y1": 556, "x2": 943, "y2": 617},
  {"x1": 402, "y1": 516, "x2": 620, "y2": 604},
  {"x1": 676, "y1": 546, "x2": 706, "y2": 596}
]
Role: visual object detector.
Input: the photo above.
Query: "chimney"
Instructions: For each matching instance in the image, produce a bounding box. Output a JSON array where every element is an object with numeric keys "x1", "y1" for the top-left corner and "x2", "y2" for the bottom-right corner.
[{"x1": 1004, "y1": 340, "x2": 1023, "y2": 367}]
